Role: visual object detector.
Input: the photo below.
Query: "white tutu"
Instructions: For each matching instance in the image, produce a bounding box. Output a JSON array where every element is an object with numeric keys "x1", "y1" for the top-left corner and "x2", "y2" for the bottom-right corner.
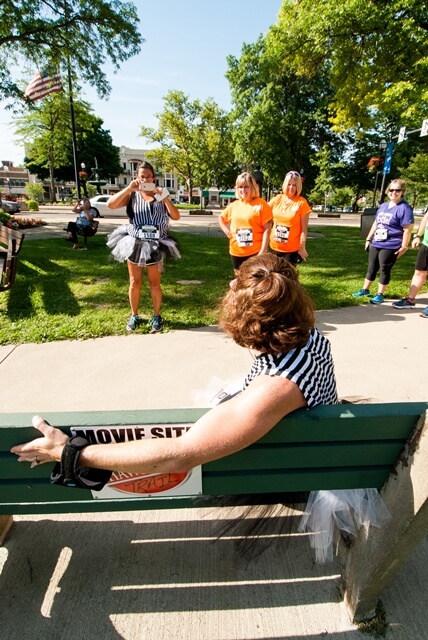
[{"x1": 298, "y1": 489, "x2": 392, "y2": 563}]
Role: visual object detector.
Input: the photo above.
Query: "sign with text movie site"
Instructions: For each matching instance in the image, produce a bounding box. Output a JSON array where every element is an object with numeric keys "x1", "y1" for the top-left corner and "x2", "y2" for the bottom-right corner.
[{"x1": 71, "y1": 424, "x2": 202, "y2": 500}]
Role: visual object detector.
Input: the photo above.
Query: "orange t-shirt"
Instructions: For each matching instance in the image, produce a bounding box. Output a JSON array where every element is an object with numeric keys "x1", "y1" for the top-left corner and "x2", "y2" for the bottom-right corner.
[
  {"x1": 269, "y1": 194, "x2": 311, "y2": 253},
  {"x1": 220, "y1": 198, "x2": 273, "y2": 257}
]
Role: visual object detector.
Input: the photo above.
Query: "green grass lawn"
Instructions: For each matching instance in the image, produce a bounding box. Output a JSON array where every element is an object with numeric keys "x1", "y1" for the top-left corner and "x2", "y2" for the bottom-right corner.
[{"x1": 0, "y1": 226, "x2": 424, "y2": 345}]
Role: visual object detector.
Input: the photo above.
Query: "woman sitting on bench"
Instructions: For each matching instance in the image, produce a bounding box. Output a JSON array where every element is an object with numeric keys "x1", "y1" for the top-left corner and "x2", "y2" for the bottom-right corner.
[
  {"x1": 66, "y1": 198, "x2": 97, "y2": 250},
  {"x1": 11, "y1": 253, "x2": 338, "y2": 480}
]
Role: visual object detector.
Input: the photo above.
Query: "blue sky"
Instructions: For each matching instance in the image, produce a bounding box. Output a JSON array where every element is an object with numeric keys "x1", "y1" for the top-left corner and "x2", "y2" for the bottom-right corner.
[{"x1": 0, "y1": 0, "x2": 282, "y2": 166}]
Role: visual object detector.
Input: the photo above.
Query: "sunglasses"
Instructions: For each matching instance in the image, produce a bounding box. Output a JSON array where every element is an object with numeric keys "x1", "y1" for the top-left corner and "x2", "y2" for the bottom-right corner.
[
  {"x1": 286, "y1": 171, "x2": 301, "y2": 178},
  {"x1": 389, "y1": 188, "x2": 402, "y2": 193}
]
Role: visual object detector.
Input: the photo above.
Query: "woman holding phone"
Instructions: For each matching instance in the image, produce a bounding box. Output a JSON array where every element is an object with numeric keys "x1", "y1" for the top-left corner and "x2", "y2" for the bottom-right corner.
[{"x1": 107, "y1": 161, "x2": 181, "y2": 332}]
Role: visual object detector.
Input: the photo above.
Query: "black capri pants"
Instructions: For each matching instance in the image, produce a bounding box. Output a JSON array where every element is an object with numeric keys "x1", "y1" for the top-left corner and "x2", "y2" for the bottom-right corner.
[{"x1": 366, "y1": 245, "x2": 398, "y2": 285}]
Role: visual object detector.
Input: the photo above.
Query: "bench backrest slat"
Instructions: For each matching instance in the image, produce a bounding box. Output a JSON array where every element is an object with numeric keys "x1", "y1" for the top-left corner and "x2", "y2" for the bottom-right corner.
[{"x1": 1, "y1": 403, "x2": 426, "y2": 514}]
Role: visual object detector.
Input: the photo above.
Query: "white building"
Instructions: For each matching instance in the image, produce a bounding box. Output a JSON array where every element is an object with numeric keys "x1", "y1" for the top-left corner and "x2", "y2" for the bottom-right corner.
[{"x1": 103, "y1": 147, "x2": 179, "y2": 199}]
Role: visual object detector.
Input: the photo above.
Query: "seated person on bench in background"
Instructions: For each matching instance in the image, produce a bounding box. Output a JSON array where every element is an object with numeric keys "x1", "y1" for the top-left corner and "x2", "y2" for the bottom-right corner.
[
  {"x1": 11, "y1": 253, "x2": 338, "y2": 475},
  {"x1": 66, "y1": 198, "x2": 96, "y2": 250}
]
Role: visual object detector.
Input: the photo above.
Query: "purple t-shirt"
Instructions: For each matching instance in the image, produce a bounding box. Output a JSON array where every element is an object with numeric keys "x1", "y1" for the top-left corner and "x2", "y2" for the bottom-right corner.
[{"x1": 372, "y1": 200, "x2": 414, "y2": 250}]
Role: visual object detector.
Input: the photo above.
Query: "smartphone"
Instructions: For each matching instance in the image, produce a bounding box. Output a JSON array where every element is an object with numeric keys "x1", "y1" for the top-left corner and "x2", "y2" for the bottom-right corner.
[{"x1": 139, "y1": 183, "x2": 156, "y2": 192}]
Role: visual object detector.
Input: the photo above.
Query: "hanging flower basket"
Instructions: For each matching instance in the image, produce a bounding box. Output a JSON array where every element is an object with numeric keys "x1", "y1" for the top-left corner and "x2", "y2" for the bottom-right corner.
[{"x1": 367, "y1": 157, "x2": 383, "y2": 172}]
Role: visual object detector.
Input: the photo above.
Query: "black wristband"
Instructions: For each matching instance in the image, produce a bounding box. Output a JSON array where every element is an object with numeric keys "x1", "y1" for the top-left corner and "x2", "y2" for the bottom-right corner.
[{"x1": 50, "y1": 436, "x2": 112, "y2": 491}]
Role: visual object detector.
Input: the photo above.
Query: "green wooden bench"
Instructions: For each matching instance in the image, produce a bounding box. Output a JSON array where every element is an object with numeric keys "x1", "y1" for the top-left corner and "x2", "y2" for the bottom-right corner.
[
  {"x1": 1, "y1": 402, "x2": 427, "y2": 623},
  {"x1": 0, "y1": 225, "x2": 25, "y2": 291}
]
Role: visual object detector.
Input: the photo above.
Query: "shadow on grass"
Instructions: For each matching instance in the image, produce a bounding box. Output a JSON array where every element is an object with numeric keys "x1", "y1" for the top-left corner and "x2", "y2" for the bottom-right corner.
[{"x1": 4, "y1": 258, "x2": 80, "y2": 320}]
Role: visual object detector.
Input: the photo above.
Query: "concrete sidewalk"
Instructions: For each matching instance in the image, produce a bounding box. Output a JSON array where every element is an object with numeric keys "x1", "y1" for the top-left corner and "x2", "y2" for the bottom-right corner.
[
  {"x1": 1, "y1": 301, "x2": 428, "y2": 412},
  {"x1": 1, "y1": 306, "x2": 428, "y2": 639}
]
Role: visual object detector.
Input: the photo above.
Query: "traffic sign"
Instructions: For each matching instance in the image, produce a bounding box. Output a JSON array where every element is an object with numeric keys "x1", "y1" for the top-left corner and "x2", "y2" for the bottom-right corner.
[{"x1": 397, "y1": 126, "x2": 407, "y2": 143}]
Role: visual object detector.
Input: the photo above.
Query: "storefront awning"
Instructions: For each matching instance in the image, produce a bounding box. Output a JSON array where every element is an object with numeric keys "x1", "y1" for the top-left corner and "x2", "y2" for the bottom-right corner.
[{"x1": 219, "y1": 191, "x2": 236, "y2": 198}]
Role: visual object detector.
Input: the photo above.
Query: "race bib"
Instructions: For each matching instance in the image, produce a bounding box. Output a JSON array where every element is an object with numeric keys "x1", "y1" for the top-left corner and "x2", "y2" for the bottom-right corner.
[
  {"x1": 374, "y1": 228, "x2": 388, "y2": 242},
  {"x1": 236, "y1": 227, "x2": 253, "y2": 247},
  {"x1": 139, "y1": 225, "x2": 160, "y2": 240},
  {"x1": 274, "y1": 224, "x2": 290, "y2": 242}
]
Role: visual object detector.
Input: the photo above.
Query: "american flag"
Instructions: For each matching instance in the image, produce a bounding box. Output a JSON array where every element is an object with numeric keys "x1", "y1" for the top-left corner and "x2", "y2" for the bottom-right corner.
[{"x1": 24, "y1": 69, "x2": 63, "y2": 101}]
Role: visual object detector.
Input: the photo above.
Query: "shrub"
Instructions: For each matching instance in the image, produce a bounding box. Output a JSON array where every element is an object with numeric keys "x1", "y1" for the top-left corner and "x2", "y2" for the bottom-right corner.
[
  {"x1": 0, "y1": 210, "x2": 13, "y2": 224},
  {"x1": 27, "y1": 200, "x2": 39, "y2": 212}
]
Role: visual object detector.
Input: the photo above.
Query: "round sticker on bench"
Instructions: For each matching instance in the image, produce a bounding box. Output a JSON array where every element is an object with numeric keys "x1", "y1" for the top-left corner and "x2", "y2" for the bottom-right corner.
[{"x1": 107, "y1": 471, "x2": 190, "y2": 495}]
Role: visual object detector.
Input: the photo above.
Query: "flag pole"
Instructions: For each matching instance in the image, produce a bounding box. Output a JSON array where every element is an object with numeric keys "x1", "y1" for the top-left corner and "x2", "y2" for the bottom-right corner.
[{"x1": 67, "y1": 59, "x2": 81, "y2": 200}]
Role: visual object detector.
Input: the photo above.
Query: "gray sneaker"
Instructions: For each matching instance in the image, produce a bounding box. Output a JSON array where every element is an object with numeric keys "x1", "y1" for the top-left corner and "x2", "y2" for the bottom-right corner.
[{"x1": 392, "y1": 297, "x2": 415, "y2": 309}]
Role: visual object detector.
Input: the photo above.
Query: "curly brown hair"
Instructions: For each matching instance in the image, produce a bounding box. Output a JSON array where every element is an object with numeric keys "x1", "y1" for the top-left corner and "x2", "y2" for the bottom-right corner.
[{"x1": 220, "y1": 254, "x2": 315, "y2": 354}]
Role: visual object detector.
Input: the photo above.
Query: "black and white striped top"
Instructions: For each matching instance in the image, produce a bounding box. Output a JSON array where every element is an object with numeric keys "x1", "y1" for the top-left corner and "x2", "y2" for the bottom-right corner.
[
  {"x1": 243, "y1": 327, "x2": 338, "y2": 407},
  {"x1": 130, "y1": 192, "x2": 170, "y2": 237}
]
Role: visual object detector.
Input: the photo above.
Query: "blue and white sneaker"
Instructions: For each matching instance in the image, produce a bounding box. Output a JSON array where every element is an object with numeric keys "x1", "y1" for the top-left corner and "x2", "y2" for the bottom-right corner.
[
  {"x1": 420, "y1": 307, "x2": 428, "y2": 318},
  {"x1": 352, "y1": 288, "x2": 371, "y2": 298},
  {"x1": 126, "y1": 315, "x2": 142, "y2": 332},
  {"x1": 370, "y1": 293, "x2": 385, "y2": 305},
  {"x1": 150, "y1": 315, "x2": 163, "y2": 332}
]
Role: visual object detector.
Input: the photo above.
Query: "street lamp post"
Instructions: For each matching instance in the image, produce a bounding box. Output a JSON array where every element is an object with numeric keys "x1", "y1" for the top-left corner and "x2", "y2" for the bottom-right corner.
[
  {"x1": 253, "y1": 165, "x2": 264, "y2": 198},
  {"x1": 371, "y1": 140, "x2": 387, "y2": 207},
  {"x1": 79, "y1": 162, "x2": 88, "y2": 197},
  {"x1": 378, "y1": 141, "x2": 394, "y2": 205}
]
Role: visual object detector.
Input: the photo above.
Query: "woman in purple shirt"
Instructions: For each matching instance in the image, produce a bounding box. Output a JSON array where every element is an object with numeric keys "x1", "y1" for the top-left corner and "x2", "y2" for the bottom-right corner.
[{"x1": 352, "y1": 179, "x2": 414, "y2": 304}]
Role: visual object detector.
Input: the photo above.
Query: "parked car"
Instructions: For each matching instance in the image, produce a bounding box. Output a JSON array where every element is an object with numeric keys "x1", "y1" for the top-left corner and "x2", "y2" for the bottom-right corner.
[
  {"x1": 0, "y1": 200, "x2": 21, "y2": 214},
  {"x1": 343, "y1": 206, "x2": 353, "y2": 212},
  {"x1": 89, "y1": 194, "x2": 127, "y2": 217}
]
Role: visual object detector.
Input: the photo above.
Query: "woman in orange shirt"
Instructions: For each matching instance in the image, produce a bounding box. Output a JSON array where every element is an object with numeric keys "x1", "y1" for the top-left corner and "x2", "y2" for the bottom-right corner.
[
  {"x1": 269, "y1": 171, "x2": 311, "y2": 264},
  {"x1": 219, "y1": 172, "x2": 273, "y2": 273}
]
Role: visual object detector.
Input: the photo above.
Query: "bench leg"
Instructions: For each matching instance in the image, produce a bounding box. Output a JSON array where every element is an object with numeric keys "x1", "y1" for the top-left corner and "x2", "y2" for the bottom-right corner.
[
  {"x1": 0, "y1": 516, "x2": 13, "y2": 545},
  {"x1": 339, "y1": 410, "x2": 428, "y2": 623}
]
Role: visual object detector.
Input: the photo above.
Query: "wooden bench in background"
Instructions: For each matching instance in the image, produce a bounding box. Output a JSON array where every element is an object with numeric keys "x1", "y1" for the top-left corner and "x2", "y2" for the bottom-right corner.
[
  {"x1": 1, "y1": 402, "x2": 427, "y2": 623},
  {"x1": 0, "y1": 225, "x2": 25, "y2": 291}
]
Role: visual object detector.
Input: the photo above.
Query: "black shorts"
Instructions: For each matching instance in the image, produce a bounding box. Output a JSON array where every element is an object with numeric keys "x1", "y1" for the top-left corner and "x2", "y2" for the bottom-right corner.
[
  {"x1": 128, "y1": 239, "x2": 163, "y2": 266},
  {"x1": 271, "y1": 249, "x2": 302, "y2": 265},
  {"x1": 230, "y1": 253, "x2": 258, "y2": 270},
  {"x1": 415, "y1": 243, "x2": 428, "y2": 272}
]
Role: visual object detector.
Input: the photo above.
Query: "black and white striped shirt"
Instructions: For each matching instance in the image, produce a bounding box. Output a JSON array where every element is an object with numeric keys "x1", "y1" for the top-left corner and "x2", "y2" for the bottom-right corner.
[
  {"x1": 130, "y1": 192, "x2": 170, "y2": 237},
  {"x1": 243, "y1": 327, "x2": 338, "y2": 407}
]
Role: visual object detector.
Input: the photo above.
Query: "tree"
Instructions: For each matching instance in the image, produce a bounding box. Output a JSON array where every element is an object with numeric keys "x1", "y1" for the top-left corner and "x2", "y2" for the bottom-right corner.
[
  {"x1": 0, "y1": 1, "x2": 142, "y2": 102},
  {"x1": 308, "y1": 145, "x2": 335, "y2": 212},
  {"x1": 399, "y1": 153, "x2": 428, "y2": 207},
  {"x1": 334, "y1": 134, "x2": 389, "y2": 210},
  {"x1": 26, "y1": 183, "x2": 44, "y2": 202},
  {"x1": 193, "y1": 100, "x2": 239, "y2": 198},
  {"x1": 15, "y1": 93, "x2": 121, "y2": 201},
  {"x1": 269, "y1": 0, "x2": 428, "y2": 130},
  {"x1": 226, "y1": 36, "x2": 342, "y2": 193},
  {"x1": 141, "y1": 91, "x2": 237, "y2": 204}
]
